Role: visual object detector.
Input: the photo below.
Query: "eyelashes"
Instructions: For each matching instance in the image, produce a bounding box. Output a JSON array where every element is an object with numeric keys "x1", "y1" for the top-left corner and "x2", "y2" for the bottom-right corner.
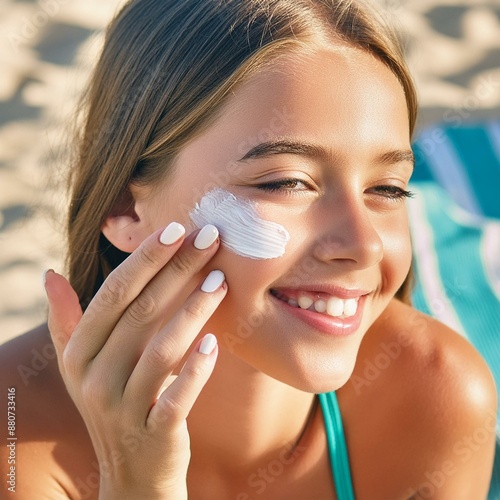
[
  {"x1": 255, "y1": 178, "x2": 414, "y2": 201},
  {"x1": 370, "y1": 185, "x2": 415, "y2": 200},
  {"x1": 255, "y1": 178, "x2": 311, "y2": 193}
]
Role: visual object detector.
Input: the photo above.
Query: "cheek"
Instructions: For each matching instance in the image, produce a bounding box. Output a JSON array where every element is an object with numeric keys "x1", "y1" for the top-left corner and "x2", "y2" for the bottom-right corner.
[
  {"x1": 200, "y1": 247, "x2": 278, "y2": 353},
  {"x1": 198, "y1": 217, "x2": 303, "y2": 339},
  {"x1": 203, "y1": 208, "x2": 309, "y2": 299},
  {"x1": 380, "y1": 213, "x2": 412, "y2": 288},
  {"x1": 206, "y1": 245, "x2": 282, "y2": 304}
]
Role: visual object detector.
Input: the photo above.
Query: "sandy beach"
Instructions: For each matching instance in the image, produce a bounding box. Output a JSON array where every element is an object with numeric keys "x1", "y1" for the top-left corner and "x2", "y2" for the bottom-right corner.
[{"x1": 1, "y1": 0, "x2": 499, "y2": 343}]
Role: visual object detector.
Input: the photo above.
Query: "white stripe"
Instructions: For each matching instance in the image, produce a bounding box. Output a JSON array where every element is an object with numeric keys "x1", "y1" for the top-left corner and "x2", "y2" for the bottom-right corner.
[
  {"x1": 407, "y1": 188, "x2": 466, "y2": 336},
  {"x1": 481, "y1": 221, "x2": 500, "y2": 301},
  {"x1": 418, "y1": 128, "x2": 483, "y2": 216}
]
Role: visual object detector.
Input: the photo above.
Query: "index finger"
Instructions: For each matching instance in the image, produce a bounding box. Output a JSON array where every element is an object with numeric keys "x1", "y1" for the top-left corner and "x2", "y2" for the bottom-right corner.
[{"x1": 68, "y1": 222, "x2": 188, "y2": 362}]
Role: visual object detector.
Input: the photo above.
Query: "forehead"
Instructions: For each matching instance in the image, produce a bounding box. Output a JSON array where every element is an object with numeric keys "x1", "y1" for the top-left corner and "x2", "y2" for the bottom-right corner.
[{"x1": 174, "y1": 45, "x2": 410, "y2": 171}]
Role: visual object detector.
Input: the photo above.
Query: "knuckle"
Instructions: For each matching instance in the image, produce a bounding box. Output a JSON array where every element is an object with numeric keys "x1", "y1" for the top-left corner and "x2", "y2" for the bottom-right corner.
[
  {"x1": 128, "y1": 291, "x2": 159, "y2": 324},
  {"x1": 183, "y1": 362, "x2": 204, "y2": 378},
  {"x1": 81, "y1": 381, "x2": 107, "y2": 410},
  {"x1": 183, "y1": 299, "x2": 210, "y2": 322},
  {"x1": 80, "y1": 377, "x2": 98, "y2": 404},
  {"x1": 146, "y1": 336, "x2": 178, "y2": 366},
  {"x1": 157, "y1": 396, "x2": 184, "y2": 423},
  {"x1": 81, "y1": 375, "x2": 112, "y2": 409},
  {"x1": 136, "y1": 242, "x2": 162, "y2": 268},
  {"x1": 99, "y1": 274, "x2": 127, "y2": 308},
  {"x1": 169, "y1": 251, "x2": 195, "y2": 278},
  {"x1": 61, "y1": 344, "x2": 83, "y2": 377}
]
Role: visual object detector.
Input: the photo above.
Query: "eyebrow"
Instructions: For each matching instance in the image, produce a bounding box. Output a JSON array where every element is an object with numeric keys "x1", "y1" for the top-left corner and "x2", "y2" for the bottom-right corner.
[
  {"x1": 239, "y1": 140, "x2": 325, "y2": 161},
  {"x1": 238, "y1": 139, "x2": 415, "y2": 170},
  {"x1": 376, "y1": 149, "x2": 415, "y2": 170}
]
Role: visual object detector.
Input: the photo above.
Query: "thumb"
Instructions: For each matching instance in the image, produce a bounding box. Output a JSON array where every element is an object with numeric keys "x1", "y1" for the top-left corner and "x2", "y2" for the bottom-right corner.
[{"x1": 43, "y1": 270, "x2": 83, "y2": 355}]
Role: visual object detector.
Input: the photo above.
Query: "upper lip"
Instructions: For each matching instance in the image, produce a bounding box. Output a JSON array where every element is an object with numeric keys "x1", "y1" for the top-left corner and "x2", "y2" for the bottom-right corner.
[{"x1": 270, "y1": 284, "x2": 371, "y2": 299}]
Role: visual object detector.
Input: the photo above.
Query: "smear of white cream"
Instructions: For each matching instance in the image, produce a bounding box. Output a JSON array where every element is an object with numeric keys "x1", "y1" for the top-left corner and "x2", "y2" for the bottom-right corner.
[{"x1": 189, "y1": 188, "x2": 289, "y2": 259}]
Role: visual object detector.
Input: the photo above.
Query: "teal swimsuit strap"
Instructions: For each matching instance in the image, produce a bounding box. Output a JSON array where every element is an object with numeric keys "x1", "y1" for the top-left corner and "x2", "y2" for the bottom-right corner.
[{"x1": 318, "y1": 391, "x2": 355, "y2": 500}]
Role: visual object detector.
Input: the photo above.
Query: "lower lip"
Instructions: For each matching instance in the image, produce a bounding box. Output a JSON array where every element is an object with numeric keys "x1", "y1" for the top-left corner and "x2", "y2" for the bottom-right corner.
[{"x1": 269, "y1": 292, "x2": 366, "y2": 336}]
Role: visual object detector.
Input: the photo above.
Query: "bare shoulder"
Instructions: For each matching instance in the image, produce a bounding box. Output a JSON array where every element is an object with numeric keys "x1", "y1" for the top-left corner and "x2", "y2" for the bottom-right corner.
[
  {"x1": 0, "y1": 325, "x2": 59, "y2": 388},
  {"x1": 0, "y1": 326, "x2": 95, "y2": 498},
  {"x1": 338, "y1": 299, "x2": 498, "y2": 499},
  {"x1": 352, "y1": 299, "x2": 497, "y2": 410}
]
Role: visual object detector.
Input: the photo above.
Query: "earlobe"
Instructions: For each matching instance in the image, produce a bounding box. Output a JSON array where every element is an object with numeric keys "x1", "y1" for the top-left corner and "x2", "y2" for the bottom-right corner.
[
  {"x1": 101, "y1": 186, "x2": 149, "y2": 253},
  {"x1": 101, "y1": 214, "x2": 144, "y2": 253}
]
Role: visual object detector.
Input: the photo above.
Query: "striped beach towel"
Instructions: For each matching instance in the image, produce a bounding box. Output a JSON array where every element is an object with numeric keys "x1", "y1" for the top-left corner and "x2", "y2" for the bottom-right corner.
[
  {"x1": 412, "y1": 120, "x2": 500, "y2": 219},
  {"x1": 410, "y1": 120, "x2": 500, "y2": 499}
]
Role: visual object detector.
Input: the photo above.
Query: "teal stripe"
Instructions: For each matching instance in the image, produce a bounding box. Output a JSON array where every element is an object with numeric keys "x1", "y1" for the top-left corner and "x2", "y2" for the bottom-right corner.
[
  {"x1": 407, "y1": 185, "x2": 465, "y2": 333},
  {"x1": 417, "y1": 185, "x2": 500, "y2": 391},
  {"x1": 408, "y1": 186, "x2": 433, "y2": 314},
  {"x1": 490, "y1": 444, "x2": 500, "y2": 500},
  {"x1": 410, "y1": 258, "x2": 433, "y2": 316},
  {"x1": 411, "y1": 141, "x2": 434, "y2": 182},
  {"x1": 410, "y1": 183, "x2": 500, "y2": 499},
  {"x1": 319, "y1": 392, "x2": 355, "y2": 500},
  {"x1": 446, "y1": 126, "x2": 500, "y2": 218},
  {"x1": 486, "y1": 121, "x2": 500, "y2": 170}
]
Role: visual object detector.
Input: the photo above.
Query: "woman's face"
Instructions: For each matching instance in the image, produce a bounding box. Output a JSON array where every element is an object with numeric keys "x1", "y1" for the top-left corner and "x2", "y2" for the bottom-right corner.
[{"x1": 134, "y1": 46, "x2": 413, "y2": 392}]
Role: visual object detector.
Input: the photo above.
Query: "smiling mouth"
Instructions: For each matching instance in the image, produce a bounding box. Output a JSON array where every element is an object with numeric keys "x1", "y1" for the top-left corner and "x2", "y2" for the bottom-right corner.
[{"x1": 270, "y1": 289, "x2": 363, "y2": 319}]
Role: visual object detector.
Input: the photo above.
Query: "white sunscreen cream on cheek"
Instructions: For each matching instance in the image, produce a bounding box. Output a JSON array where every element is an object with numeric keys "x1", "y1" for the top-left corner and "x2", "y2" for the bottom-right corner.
[{"x1": 189, "y1": 188, "x2": 290, "y2": 259}]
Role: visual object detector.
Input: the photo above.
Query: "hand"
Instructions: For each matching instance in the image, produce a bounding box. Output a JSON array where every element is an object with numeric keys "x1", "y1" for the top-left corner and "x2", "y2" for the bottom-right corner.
[{"x1": 44, "y1": 223, "x2": 226, "y2": 499}]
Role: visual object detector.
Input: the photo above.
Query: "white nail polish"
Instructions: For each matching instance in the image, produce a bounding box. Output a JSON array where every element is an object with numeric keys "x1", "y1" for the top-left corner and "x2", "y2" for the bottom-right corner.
[
  {"x1": 199, "y1": 333, "x2": 217, "y2": 355},
  {"x1": 194, "y1": 224, "x2": 219, "y2": 250},
  {"x1": 160, "y1": 222, "x2": 185, "y2": 245},
  {"x1": 201, "y1": 270, "x2": 225, "y2": 293},
  {"x1": 42, "y1": 269, "x2": 54, "y2": 287}
]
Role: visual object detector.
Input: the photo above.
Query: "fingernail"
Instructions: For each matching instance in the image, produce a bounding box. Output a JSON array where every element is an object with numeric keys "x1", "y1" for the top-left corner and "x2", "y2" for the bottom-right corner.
[
  {"x1": 160, "y1": 222, "x2": 185, "y2": 245},
  {"x1": 42, "y1": 269, "x2": 54, "y2": 287},
  {"x1": 194, "y1": 224, "x2": 219, "y2": 250},
  {"x1": 199, "y1": 333, "x2": 217, "y2": 355},
  {"x1": 201, "y1": 270, "x2": 225, "y2": 293}
]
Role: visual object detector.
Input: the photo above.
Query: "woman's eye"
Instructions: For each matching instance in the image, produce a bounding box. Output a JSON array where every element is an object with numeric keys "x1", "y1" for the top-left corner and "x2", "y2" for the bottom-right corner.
[
  {"x1": 255, "y1": 178, "x2": 313, "y2": 193},
  {"x1": 370, "y1": 185, "x2": 414, "y2": 201}
]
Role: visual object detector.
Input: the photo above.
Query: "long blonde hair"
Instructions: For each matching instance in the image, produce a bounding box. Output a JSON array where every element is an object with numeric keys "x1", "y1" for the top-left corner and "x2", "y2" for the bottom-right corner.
[{"x1": 67, "y1": 0, "x2": 417, "y2": 307}]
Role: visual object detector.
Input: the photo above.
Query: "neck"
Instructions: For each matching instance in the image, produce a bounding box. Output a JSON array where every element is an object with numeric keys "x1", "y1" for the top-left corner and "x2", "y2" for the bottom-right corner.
[{"x1": 187, "y1": 347, "x2": 316, "y2": 474}]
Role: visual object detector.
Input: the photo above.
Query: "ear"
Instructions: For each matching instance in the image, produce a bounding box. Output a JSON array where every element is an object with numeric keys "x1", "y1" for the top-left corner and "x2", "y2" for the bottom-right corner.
[{"x1": 101, "y1": 185, "x2": 151, "y2": 253}]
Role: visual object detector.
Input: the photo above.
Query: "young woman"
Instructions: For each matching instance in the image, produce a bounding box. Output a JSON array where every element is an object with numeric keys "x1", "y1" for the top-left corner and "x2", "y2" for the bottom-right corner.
[{"x1": 1, "y1": 0, "x2": 497, "y2": 498}]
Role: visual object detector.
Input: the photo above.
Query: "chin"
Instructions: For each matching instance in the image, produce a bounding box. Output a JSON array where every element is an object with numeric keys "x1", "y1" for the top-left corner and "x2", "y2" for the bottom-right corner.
[
  {"x1": 239, "y1": 344, "x2": 359, "y2": 394},
  {"x1": 280, "y1": 365, "x2": 356, "y2": 394}
]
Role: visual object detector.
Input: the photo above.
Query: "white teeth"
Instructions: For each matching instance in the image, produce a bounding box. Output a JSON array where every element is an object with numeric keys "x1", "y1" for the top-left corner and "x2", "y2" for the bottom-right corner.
[
  {"x1": 314, "y1": 299, "x2": 327, "y2": 313},
  {"x1": 289, "y1": 293, "x2": 360, "y2": 318},
  {"x1": 343, "y1": 299, "x2": 358, "y2": 317},
  {"x1": 326, "y1": 297, "x2": 344, "y2": 317},
  {"x1": 297, "y1": 296, "x2": 314, "y2": 309}
]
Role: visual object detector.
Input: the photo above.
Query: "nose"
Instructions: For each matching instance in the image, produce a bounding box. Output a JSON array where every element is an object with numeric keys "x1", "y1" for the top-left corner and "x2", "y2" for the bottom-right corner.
[{"x1": 312, "y1": 194, "x2": 384, "y2": 269}]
